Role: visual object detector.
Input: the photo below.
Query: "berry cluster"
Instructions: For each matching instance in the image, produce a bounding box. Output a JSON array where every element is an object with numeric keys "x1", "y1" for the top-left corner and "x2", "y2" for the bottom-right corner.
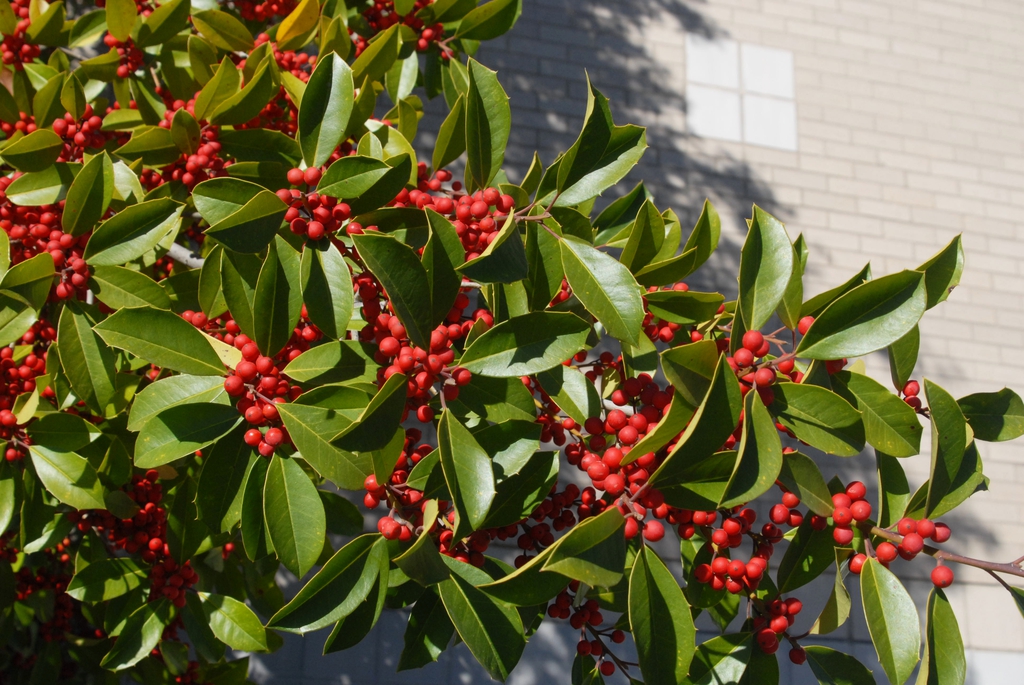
[
  {"x1": 0, "y1": 110, "x2": 36, "y2": 139},
  {"x1": 901, "y1": 379, "x2": 922, "y2": 409},
  {"x1": 0, "y1": 0, "x2": 40, "y2": 69},
  {"x1": 102, "y1": 34, "x2": 145, "y2": 79},
  {"x1": 52, "y1": 107, "x2": 118, "y2": 158},
  {"x1": 281, "y1": 170, "x2": 353, "y2": 240},
  {"x1": 355, "y1": 1, "x2": 446, "y2": 56},
  {"x1": 642, "y1": 283, "x2": 694, "y2": 343},
  {"x1": 234, "y1": 0, "x2": 297, "y2": 21},
  {"x1": 753, "y1": 596, "x2": 805, "y2": 662}
]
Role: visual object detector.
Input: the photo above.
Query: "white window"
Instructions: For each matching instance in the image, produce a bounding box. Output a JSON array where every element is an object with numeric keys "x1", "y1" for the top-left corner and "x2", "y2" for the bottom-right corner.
[{"x1": 685, "y1": 35, "x2": 798, "y2": 151}]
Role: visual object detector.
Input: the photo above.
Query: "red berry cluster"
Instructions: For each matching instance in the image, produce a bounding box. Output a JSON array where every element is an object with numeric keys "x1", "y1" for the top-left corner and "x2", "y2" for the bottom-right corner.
[
  {"x1": 845, "y1": 507, "x2": 953, "y2": 587},
  {"x1": 103, "y1": 34, "x2": 145, "y2": 79},
  {"x1": 0, "y1": 0, "x2": 41, "y2": 69},
  {"x1": 0, "y1": 110, "x2": 36, "y2": 138},
  {"x1": 753, "y1": 596, "x2": 805, "y2": 662},
  {"x1": 281, "y1": 170, "x2": 353, "y2": 240},
  {"x1": 220, "y1": 333, "x2": 303, "y2": 457},
  {"x1": 355, "y1": 1, "x2": 445, "y2": 56},
  {"x1": 234, "y1": 0, "x2": 297, "y2": 21},
  {"x1": 901, "y1": 379, "x2": 922, "y2": 409},
  {"x1": 830, "y1": 481, "x2": 872, "y2": 545},
  {"x1": 143, "y1": 113, "x2": 228, "y2": 190},
  {"x1": 52, "y1": 107, "x2": 118, "y2": 158},
  {"x1": 544, "y1": 581, "x2": 623, "y2": 676},
  {"x1": 642, "y1": 282, "x2": 694, "y2": 343}
]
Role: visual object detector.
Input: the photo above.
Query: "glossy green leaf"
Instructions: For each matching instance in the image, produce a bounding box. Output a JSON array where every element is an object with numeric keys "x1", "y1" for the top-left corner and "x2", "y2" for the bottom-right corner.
[
  {"x1": 299, "y1": 52, "x2": 354, "y2": 167},
  {"x1": 264, "y1": 454, "x2": 327, "y2": 578},
  {"x1": 918, "y1": 235, "x2": 964, "y2": 310},
  {"x1": 769, "y1": 383, "x2": 865, "y2": 457},
  {"x1": 196, "y1": 428, "x2": 255, "y2": 533},
  {"x1": 832, "y1": 370, "x2": 922, "y2": 457},
  {"x1": 133, "y1": 0, "x2": 190, "y2": 47},
  {"x1": 275, "y1": 0, "x2": 319, "y2": 50},
  {"x1": 455, "y1": 0, "x2": 521, "y2": 39},
  {"x1": 193, "y1": 178, "x2": 289, "y2": 254},
  {"x1": 2, "y1": 129, "x2": 62, "y2": 172},
  {"x1": 283, "y1": 340, "x2": 377, "y2": 386},
  {"x1": 194, "y1": 58, "x2": 241, "y2": 122},
  {"x1": 560, "y1": 235, "x2": 644, "y2": 345},
  {"x1": 645, "y1": 290, "x2": 724, "y2": 325},
  {"x1": 629, "y1": 545, "x2": 695, "y2": 684},
  {"x1": 269, "y1": 535, "x2": 386, "y2": 633},
  {"x1": 277, "y1": 399, "x2": 372, "y2": 490},
  {"x1": 439, "y1": 572, "x2": 525, "y2": 682},
  {"x1": 797, "y1": 270, "x2": 927, "y2": 360},
  {"x1": 200, "y1": 592, "x2": 268, "y2": 652},
  {"x1": 438, "y1": 410, "x2": 495, "y2": 537},
  {"x1": 115, "y1": 126, "x2": 181, "y2": 166},
  {"x1": 433, "y1": 94, "x2": 467, "y2": 171},
  {"x1": 398, "y1": 589, "x2": 456, "y2": 670},
  {"x1": 89, "y1": 265, "x2": 171, "y2": 310},
  {"x1": 395, "y1": 500, "x2": 451, "y2": 586},
  {"x1": 465, "y1": 58, "x2": 510, "y2": 191},
  {"x1": 94, "y1": 306, "x2": 226, "y2": 376},
  {"x1": 877, "y1": 451, "x2": 911, "y2": 528},
  {"x1": 720, "y1": 390, "x2": 783, "y2": 508},
  {"x1": 67, "y1": 558, "x2": 146, "y2": 602},
  {"x1": 317, "y1": 154, "x2": 411, "y2": 215},
  {"x1": 134, "y1": 403, "x2": 241, "y2": 468},
  {"x1": 957, "y1": 387, "x2": 1024, "y2": 442},
  {"x1": 776, "y1": 517, "x2": 835, "y2": 593},
  {"x1": 0, "y1": 290, "x2": 36, "y2": 348},
  {"x1": 924, "y1": 379, "x2": 969, "y2": 516},
  {"x1": 777, "y1": 235, "x2": 805, "y2": 329},
  {"x1": 4, "y1": 162, "x2": 78, "y2": 206},
  {"x1": 352, "y1": 231, "x2": 433, "y2": 348},
  {"x1": 105, "y1": 0, "x2": 136, "y2": 42},
  {"x1": 27, "y1": 412, "x2": 101, "y2": 452},
  {"x1": 804, "y1": 646, "x2": 876, "y2": 685},
  {"x1": 100, "y1": 599, "x2": 172, "y2": 670},
  {"x1": 917, "y1": 588, "x2": 965, "y2": 685},
  {"x1": 685, "y1": 633, "x2": 752, "y2": 685},
  {"x1": 300, "y1": 240, "x2": 353, "y2": 340},
  {"x1": 62, "y1": 152, "x2": 113, "y2": 236},
  {"x1": 810, "y1": 550, "x2": 853, "y2": 636},
  {"x1": 542, "y1": 507, "x2": 626, "y2": 588},
  {"x1": 459, "y1": 311, "x2": 590, "y2": 377},
  {"x1": 738, "y1": 206, "x2": 793, "y2": 331},
  {"x1": 778, "y1": 451, "x2": 833, "y2": 516},
  {"x1": 333, "y1": 371, "x2": 407, "y2": 459},
  {"x1": 536, "y1": 364, "x2": 600, "y2": 425},
  {"x1": 351, "y1": 24, "x2": 401, "y2": 86},
  {"x1": 56, "y1": 303, "x2": 117, "y2": 414},
  {"x1": 192, "y1": 9, "x2": 254, "y2": 51},
  {"x1": 29, "y1": 445, "x2": 106, "y2": 511},
  {"x1": 459, "y1": 214, "x2": 529, "y2": 284},
  {"x1": 861, "y1": 557, "x2": 921, "y2": 685},
  {"x1": 801, "y1": 263, "x2": 871, "y2": 320},
  {"x1": 84, "y1": 198, "x2": 183, "y2": 266},
  {"x1": 254, "y1": 236, "x2": 303, "y2": 356},
  {"x1": 128, "y1": 374, "x2": 228, "y2": 432}
]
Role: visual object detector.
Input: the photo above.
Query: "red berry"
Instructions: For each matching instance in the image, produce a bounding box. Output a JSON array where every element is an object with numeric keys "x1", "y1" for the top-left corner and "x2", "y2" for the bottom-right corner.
[
  {"x1": 900, "y1": 532, "x2": 924, "y2": 555},
  {"x1": 831, "y1": 493, "x2": 852, "y2": 509},
  {"x1": 931, "y1": 565, "x2": 954, "y2": 588},
  {"x1": 754, "y1": 367, "x2": 776, "y2": 386},
  {"x1": 932, "y1": 522, "x2": 951, "y2": 543},
  {"x1": 789, "y1": 647, "x2": 806, "y2": 665},
  {"x1": 742, "y1": 330, "x2": 764, "y2": 352},
  {"x1": 797, "y1": 316, "x2": 814, "y2": 335},
  {"x1": 849, "y1": 553, "x2": 866, "y2": 574},
  {"x1": 833, "y1": 527, "x2": 855, "y2": 545},
  {"x1": 287, "y1": 168, "x2": 305, "y2": 186},
  {"x1": 897, "y1": 518, "x2": 917, "y2": 536},
  {"x1": 769, "y1": 504, "x2": 789, "y2": 524},
  {"x1": 244, "y1": 429, "x2": 262, "y2": 447},
  {"x1": 303, "y1": 167, "x2": 322, "y2": 186},
  {"x1": 903, "y1": 380, "x2": 920, "y2": 397},
  {"x1": 876, "y1": 542, "x2": 898, "y2": 563},
  {"x1": 643, "y1": 520, "x2": 664, "y2": 542},
  {"x1": 917, "y1": 519, "x2": 936, "y2": 539},
  {"x1": 832, "y1": 507, "x2": 853, "y2": 526},
  {"x1": 845, "y1": 481, "x2": 867, "y2": 501},
  {"x1": 850, "y1": 500, "x2": 872, "y2": 521},
  {"x1": 265, "y1": 428, "x2": 283, "y2": 446},
  {"x1": 781, "y1": 492, "x2": 800, "y2": 508}
]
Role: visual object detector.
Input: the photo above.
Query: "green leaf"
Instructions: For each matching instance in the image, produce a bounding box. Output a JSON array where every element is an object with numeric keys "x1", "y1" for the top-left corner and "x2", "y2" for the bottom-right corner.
[
  {"x1": 541, "y1": 507, "x2": 626, "y2": 588},
  {"x1": 29, "y1": 445, "x2": 105, "y2": 511},
  {"x1": 105, "y1": 0, "x2": 136, "y2": 42},
  {"x1": 685, "y1": 633, "x2": 752, "y2": 685},
  {"x1": 133, "y1": 0, "x2": 190, "y2": 48},
  {"x1": 277, "y1": 399, "x2": 371, "y2": 490},
  {"x1": 907, "y1": 441, "x2": 986, "y2": 520},
  {"x1": 352, "y1": 231, "x2": 433, "y2": 348},
  {"x1": 464, "y1": 58, "x2": 510, "y2": 191},
  {"x1": 651, "y1": 354, "x2": 742, "y2": 495},
  {"x1": 776, "y1": 517, "x2": 835, "y2": 593},
  {"x1": 797, "y1": 270, "x2": 927, "y2": 360},
  {"x1": 801, "y1": 263, "x2": 871, "y2": 319},
  {"x1": 115, "y1": 126, "x2": 181, "y2": 166},
  {"x1": 264, "y1": 454, "x2": 327, "y2": 578},
  {"x1": 100, "y1": 599, "x2": 172, "y2": 670},
  {"x1": 283, "y1": 340, "x2": 377, "y2": 386},
  {"x1": 433, "y1": 95, "x2": 467, "y2": 171},
  {"x1": 0, "y1": 290, "x2": 36, "y2": 347},
  {"x1": 321, "y1": 490, "x2": 363, "y2": 536},
  {"x1": 193, "y1": 178, "x2": 289, "y2": 254},
  {"x1": 645, "y1": 290, "x2": 724, "y2": 325},
  {"x1": 481, "y1": 449, "x2": 557, "y2": 529},
  {"x1": 218, "y1": 128, "x2": 301, "y2": 165},
  {"x1": 536, "y1": 364, "x2": 600, "y2": 425},
  {"x1": 128, "y1": 374, "x2": 228, "y2": 432},
  {"x1": 810, "y1": 550, "x2": 853, "y2": 636},
  {"x1": 351, "y1": 24, "x2": 401, "y2": 86},
  {"x1": 269, "y1": 535, "x2": 386, "y2": 632},
  {"x1": 957, "y1": 387, "x2": 1024, "y2": 442},
  {"x1": 455, "y1": 0, "x2": 521, "y2": 39},
  {"x1": 832, "y1": 370, "x2": 922, "y2": 457},
  {"x1": 805, "y1": 646, "x2": 876, "y2": 685},
  {"x1": 333, "y1": 371, "x2": 408, "y2": 458},
  {"x1": 877, "y1": 451, "x2": 911, "y2": 528},
  {"x1": 551, "y1": 126, "x2": 646, "y2": 208},
  {"x1": 56, "y1": 303, "x2": 117, "y2": 414},
  {"x1": 299, "y1": 52, "x2": 354, "y2": 167},
  {"x1": 450, "y1": 374, "x2": 537, "y2": 423},
  {"x1": 777, "y1": 451, "x2": 832, "y2": 517},
  {"x1": 625, "y1": 393, "x2": 695, "y2": 465},
  {"x1": 861, "y1": 557, "x2": 921, "y2": 685},
  {"x1": 84, "y1": 198, "x2": 183, "y2": 266},
  {"x1": 439, "y1": 572, "x2": 525, "y2": 682},
  {"x1": 1, "y1": 129, "x2": 62, "y2": 172},
  {"x1": 300, "y1": 240, "x2": 353, "y2": 340},
  {"x1": 275, "y1": 0, "x2": 319, "y2": 50},
  {"x1": 0, "y1": 462, "x2": 15, "y2": 535},
  {"x1": 660, "y1": 340, "x2": 719, "y2": 409},
  {"x1": 888, "y1": 325, "x2": 919, "y2": 390},
  {"x1": 134, "y1": 403, "x2": 241, "y2": 468},
  {"x1": 4, "y1": 162, "x2": 78, "y2": 206},
  {"x1": 254, "y1": 236, "x2": 303, "y2": 356},
  {"x1": 560, "y1": 235, "x2": 644, "y2": 345},
  {"x1": 67, "y1": 558, "x2": 146, "y2": 602},
  {"x1": 89, "y1": 265, "x2": 171, "y2": 310},
  {"x1": 438, "y1": 410, "x2": 496, "y2": 538},
  {"x1": 776, "y1": 235, "x2": 805, "y2": 329},
  {"x1": 194, "y1": 58, "x2": 241, "y2": 122},
  {"x1": 924, "y1": 379, "x2": 969, "y2": 516},
  {"x1": 556, "y1": 75, "x2": 614, "y2": 196},
  {"x1": 398, "y1": 590, "x2": 456, "y2": 670},
  {"x1": 171, "y1": 108, "x2": 201, "y2": 155},
  {"x1": 200, "y1": 592, "x2": 268, "y2": 652},
  {"x1": 629, "y1": 545, "x2": 695, "y2": 683},
  {"x1": 316, "y1": 154, "x2": 411, "y2": 215},
  {"x1": 94, "y1": 306, "x2": 226, "y2": 376},
  {"x1": 459, "y1": 311, "x2": 590, "y2": 377},
  {"x1": 191, "y1": 9, "x2": 254, "y2": 51},
  {"x1": 459, "y1": 214, "x2": 529, "y2": 284},
  {"x1": 738, "y1": 206, "x2": 793, "y2": 331},
  {"x1": 720, "y1": 390, "x2": 783, "y2": 508},
  {"x1": 322, "y1": 560, "x2": 388, "y2": 653},
  {"x1": 395, "y1": 500, "x2": 451, "y2": 586},
  {"x1": 769, "y1": 383, "x2": 865, "y2": 457},
  {"x1": 196, "y1": 428, "x2": 255, "y2": 533},
  {"x1": 917, "y1": 235, "x2": 964, "y2": 310},
  {"x1": 62, "y1": 153, "x2": 113, "y2": 237},
  {"x1": 27, "y1": 412, "x2": 101, "y2": 452},
  {"x1": 917, "y1": 588, "x2": 965, "y2": 685},
  {"x1": 423, "y1": 208, "x2": 465, "y2": 327}
]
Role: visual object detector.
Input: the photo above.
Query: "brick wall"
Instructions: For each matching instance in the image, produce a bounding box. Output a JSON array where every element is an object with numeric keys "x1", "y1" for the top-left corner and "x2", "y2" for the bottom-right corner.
[{"x1": 249, "y1": 1, "x2": 1024, "y2": 682}]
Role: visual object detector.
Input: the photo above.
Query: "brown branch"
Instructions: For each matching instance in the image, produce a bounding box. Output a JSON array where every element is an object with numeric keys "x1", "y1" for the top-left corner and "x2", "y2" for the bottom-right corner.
[{"x1": 865, "y1": 524, "x2": 1024, "y2": 579}]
